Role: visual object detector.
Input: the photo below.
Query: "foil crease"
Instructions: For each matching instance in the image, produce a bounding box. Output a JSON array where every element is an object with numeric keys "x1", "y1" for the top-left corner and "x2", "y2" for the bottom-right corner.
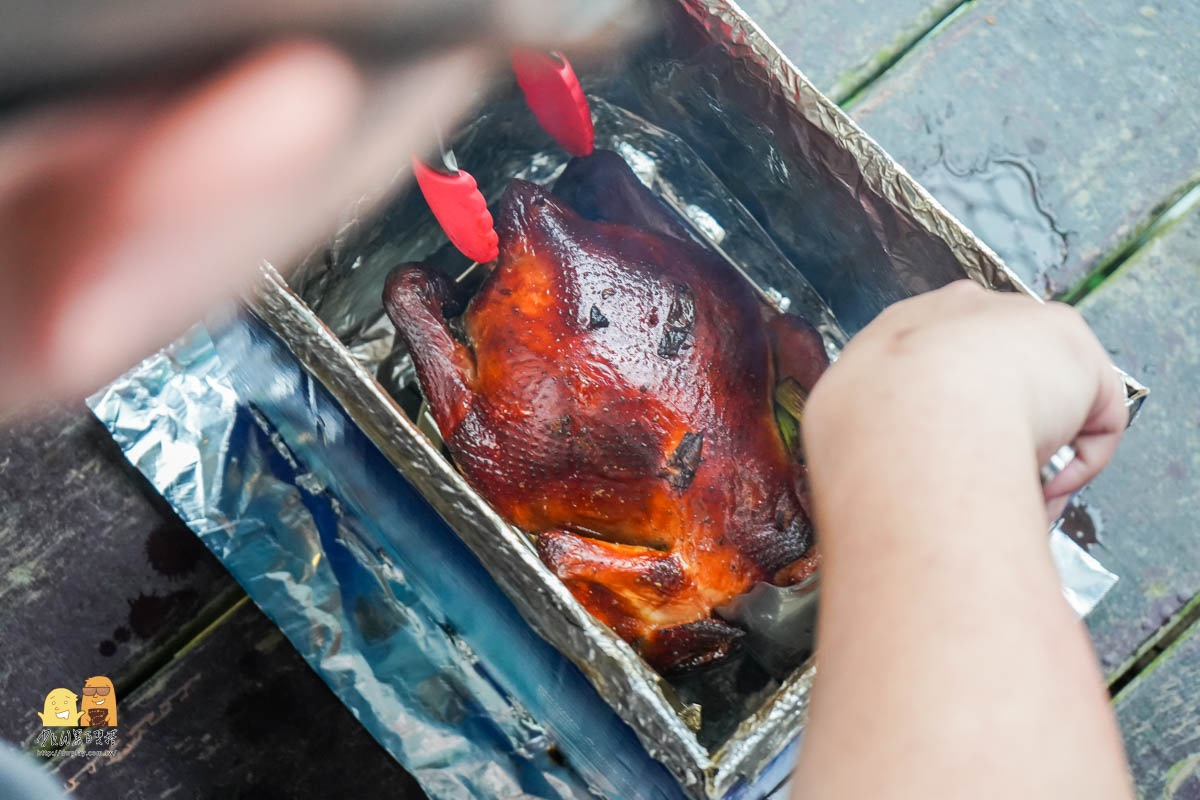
[
  {"x1": 88, "y1": 323, "x2": 689, "y2": 800},
  {"x1": 1050, "y1": 527, "x2": 1119, "y2": 616},
  {"x1": 249, "y1": 267, "x2": 717, "y2": 794},
  {"x1": 87, "y1": 0, "x2": 1147, "y2": 797},
  {"x1": 261, "y1": 0, "x2": 1143, "y2": 794},
  {"x1": 657, "y1": 0, "x2": 1144, "y2": 410}
]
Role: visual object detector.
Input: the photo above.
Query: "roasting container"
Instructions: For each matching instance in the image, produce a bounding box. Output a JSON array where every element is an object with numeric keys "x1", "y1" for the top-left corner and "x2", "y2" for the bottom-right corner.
[
  {"x1": 92, "y1": 0, "x2": 1148, "y2": 796},
  {"x1": 244, "y1": 1, "x2": 1148, "y2": 794}
]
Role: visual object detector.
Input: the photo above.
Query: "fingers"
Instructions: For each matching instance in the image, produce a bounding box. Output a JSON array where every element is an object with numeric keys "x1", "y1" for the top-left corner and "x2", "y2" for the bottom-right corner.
[
  {"x1": 1042, "y1": 367, "x2": 1129, "y2": 507},
  {"x1": 841, "y1": 282, "x2": 1129, "y2": 524},
  {"x1": 1037, "y1": 305, "x2": 1128, "y2": 518},
  {"x1": 41, "y1": 40, "x2": 363, "y2": 400},
  {"x1": 1045, "y1": 494, "x2": 1071, "y2": 524},
  {"x1": 0, "y1": 40, "x2": 493, "y2": 411},
  {"x1": 1042, "y1": 427, "x2": 1122, "y2": 523},
  {"x1": 0, "y1": 40, "x2": 361, "y2": 409}
]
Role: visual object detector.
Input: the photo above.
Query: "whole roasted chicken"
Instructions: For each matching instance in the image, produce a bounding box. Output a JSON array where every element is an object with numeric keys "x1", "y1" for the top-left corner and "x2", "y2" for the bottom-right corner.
[{"x1": 384, "y1": 151, "x2": 827, "y2": 672}]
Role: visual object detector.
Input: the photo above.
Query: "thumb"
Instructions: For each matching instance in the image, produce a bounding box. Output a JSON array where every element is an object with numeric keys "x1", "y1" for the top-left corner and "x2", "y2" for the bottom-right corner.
[{"x1": 1042, "y1": 368, "x2": 1129, "y2": 519}]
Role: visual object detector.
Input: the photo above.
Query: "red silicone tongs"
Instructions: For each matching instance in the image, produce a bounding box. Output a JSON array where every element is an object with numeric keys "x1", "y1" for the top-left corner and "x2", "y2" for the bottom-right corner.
[
  {"x1": 412, "y1": 129, "x2": 499, "y2": 264},
  {"x1": 413, "y1": 50, "x2": 593, "y2": 264},
  {"x1": 511, "y1": 48, "x2": 594, "y2": 157}
]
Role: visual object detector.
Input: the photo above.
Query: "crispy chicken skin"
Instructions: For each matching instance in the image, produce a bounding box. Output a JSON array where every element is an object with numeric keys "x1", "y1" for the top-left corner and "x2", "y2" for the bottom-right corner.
[{"x1": 384, "y1": 151, "x2": 826, "y2": 672}]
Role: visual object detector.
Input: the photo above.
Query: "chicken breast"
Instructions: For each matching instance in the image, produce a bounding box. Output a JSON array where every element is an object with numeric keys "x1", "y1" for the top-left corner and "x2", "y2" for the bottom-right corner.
[{"x1": 384, "y1": 151, "x2": 826, "y2": 672}]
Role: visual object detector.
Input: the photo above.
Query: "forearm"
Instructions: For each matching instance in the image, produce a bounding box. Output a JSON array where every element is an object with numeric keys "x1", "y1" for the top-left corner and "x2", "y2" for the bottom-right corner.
[{"x1": 793, "y1": 386, "x2": 1131, "y2": 800}]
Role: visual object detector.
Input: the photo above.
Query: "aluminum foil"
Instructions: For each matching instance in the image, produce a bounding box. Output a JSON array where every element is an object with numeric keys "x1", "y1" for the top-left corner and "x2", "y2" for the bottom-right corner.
[
  {"x1": 88, "y1": 0, "x2": 1147, "y2": 797},
  {"x1": 255, "y1": 2, "x2": 1147, "y2": 796},
  {"x1": 90, "y1": 320, "x2": 693, "y2": 800}
]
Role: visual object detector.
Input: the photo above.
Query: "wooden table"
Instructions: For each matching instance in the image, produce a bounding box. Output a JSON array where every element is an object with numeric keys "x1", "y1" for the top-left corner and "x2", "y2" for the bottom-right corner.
[{"x1": 3, "y1": 1, "x2": 1198, "y2": 795}]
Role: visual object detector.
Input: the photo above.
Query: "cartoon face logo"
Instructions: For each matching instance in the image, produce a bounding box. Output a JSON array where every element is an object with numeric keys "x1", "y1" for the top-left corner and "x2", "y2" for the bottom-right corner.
[
  {"x1": 79, "y1": 676, "x2": 117, "y2": 727},
  {"x1": 37, "y1": 688, "x2": 81, "y2": 727}
]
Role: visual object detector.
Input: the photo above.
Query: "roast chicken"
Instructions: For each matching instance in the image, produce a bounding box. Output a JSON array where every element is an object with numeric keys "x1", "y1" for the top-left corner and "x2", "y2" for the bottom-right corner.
[{"x1": 384, "y1": 151, "x2": 828, "y2": 672}]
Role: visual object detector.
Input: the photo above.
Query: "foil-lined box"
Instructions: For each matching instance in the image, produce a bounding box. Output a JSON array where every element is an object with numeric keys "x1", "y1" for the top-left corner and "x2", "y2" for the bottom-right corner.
[{"x1": 106, "y1": 1, "x2": 1147, "y2": 796}]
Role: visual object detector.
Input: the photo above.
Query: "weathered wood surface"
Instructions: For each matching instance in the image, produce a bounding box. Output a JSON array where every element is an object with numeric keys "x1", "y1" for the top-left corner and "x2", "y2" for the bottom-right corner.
[
  {"x1": 0, "y1": 406, "x2": 241, "y2": 746},
  {"x1": 848, "y1": 0, "x2": 1200, "y2": 299},
  {"x1": 53, "y1": 599, "x2": 427, "y2": 799},
  {"x1": 735, "y1": 0, "x2": 961, "y2": 102},
  {"x1": 1075, "y1": 201, "x2": 1200, "y2": 675},
  {"x1": 1114, "y1": 617, "x2": 1200, "y2": 799}
]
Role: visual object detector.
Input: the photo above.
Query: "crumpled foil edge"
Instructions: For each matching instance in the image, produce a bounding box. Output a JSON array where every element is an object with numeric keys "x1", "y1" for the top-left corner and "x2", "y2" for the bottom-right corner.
[
  {"x1": 679, "y1": 0, "x2": 1148, "y2": 416},
  {"x1": 249, "y1": 266, "x2": 717, "y2": 794},
  {"x1": 246, "y1": 0, "x2": 1146, "y2": 793},
  {"x1": 86, "y1": 0, "x2": 1148, "y2": 795},
  {"x1": 90, "y1": 320, "x2": 697, "y2": 800}
]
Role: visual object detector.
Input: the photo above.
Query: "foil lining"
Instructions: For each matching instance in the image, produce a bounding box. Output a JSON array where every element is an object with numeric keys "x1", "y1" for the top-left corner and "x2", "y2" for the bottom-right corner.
[
  {"x1": 248, "y1": 267, "x2": 718, "y2": 795},
  {"x1": 659, "y1": 0, "x2": 1144, "y2": 411},
  {"x1": 88, "y1": 0, "x2": 1147, "y2": 797},
  {"x1": 89, "y1": 321, "x2": 691, "y2": 800},
  {"x1": 262, "y1": 0, "x2": 1145, "y2": 794}
]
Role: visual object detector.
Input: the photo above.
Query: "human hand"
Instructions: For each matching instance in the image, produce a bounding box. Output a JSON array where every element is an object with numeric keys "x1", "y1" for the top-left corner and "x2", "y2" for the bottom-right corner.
[
  {"x1": 802, "y1": 280, "x2": 1128, "y2": 523},
  {"x1": 0, "y1": 39, "x2": 497, "y2": 413},
  {"x1": 795, "y1": 288, "x2": 1134, "y2": 800}
]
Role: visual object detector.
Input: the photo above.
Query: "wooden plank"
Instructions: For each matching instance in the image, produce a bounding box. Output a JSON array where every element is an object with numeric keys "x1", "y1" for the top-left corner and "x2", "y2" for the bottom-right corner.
[
  {"x1": 52, "y1": 598, "x2": 426, "y2": 799},
  {"x1": 848, "y1": 0, "x2": 1200, "y2": 298},
  {"x1": 0, "y1": 405, "x2": 241, "y2": 746},
  {"x1": 736, "y1": 0, "x2": 962, "y2": 102},
  {"x1": 1114, "y1": 615, "x2": 1200, "y2": 799},
  {"x1": 1073, "y1": 201, "x2": 1200, "y2": 674}
]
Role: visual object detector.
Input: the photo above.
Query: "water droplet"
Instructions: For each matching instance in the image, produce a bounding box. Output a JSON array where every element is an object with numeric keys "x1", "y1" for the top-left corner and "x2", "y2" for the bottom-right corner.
[{"x1": 915, "y1": 157, "x2": 1068, "y2": 291}]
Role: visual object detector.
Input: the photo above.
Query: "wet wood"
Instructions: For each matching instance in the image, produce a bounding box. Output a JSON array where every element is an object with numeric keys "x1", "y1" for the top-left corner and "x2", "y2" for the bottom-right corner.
[
  {"x1": 4, "y1": 3, "x2": 1200, "y2": 795},
  {"x1": 0, "y1": 405, "x2": 241, "y2": 746},
  {"x1": 848, "y1": 0, "x2": 1200, "y2": 298},
  {"x1": 52, "y1": 599, "x2": 426, "y2": 799},
  {"x1": 1075, "y1": 202, "x2": 1200, "y2": 676},
  {"x1": 1114, "y1": 616, "x2": 1200, "y2": 799},
  {"x1": 737, "y1": 0, "x2": 963, "y2": 102}
]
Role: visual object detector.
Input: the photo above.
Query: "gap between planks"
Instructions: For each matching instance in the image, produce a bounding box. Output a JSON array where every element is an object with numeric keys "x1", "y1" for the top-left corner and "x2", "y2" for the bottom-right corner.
[
  {"x1": 34, "y1": 586, "x2": 248, "y2": 773},
  {"x1": 833, "y1": 0, "x2": 1199, "y2": 308},
  {"x1": 778, "y1": 0, "x2": 1200, "y2": 702},
  {"x1": 1109, "y1": 590, "x2": 1200, "y2": 698},
  {"x1": 1063, "y1": 182, "x2": 1200, "y2": 306},
  {"x1": 113, "y1": 586, "x2": 248, "y2": 700},
  {"x1": 838, "y1": 0, "x2": 976, "y2": 108}
]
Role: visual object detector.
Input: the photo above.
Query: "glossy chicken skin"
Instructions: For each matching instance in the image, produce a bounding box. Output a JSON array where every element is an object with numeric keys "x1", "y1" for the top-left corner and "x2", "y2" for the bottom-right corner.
[{"x1": 384, "y1": 152, "x2": 826, "y2": 672}]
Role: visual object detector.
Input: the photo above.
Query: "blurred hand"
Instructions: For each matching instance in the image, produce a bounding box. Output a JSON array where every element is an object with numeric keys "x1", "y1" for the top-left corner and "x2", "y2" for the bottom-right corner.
[
  {"x1": 803, "y1": 280, "x2": 1128, "y2": 522},
  {"x1": 0, "y1": 39, "x2": 492, "y2": 412}
]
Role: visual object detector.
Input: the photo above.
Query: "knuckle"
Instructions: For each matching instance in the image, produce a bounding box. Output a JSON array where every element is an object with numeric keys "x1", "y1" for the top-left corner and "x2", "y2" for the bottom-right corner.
[
  {"x1": 1045, "y1": 299, "x2": 1082, "y2": 321},
  {"x1": 946, "y1": 278, "x2": 984, "y2": 294},
  {"x1": 1047, "y1": 301, "x2": 1097, "y2": 341}
]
